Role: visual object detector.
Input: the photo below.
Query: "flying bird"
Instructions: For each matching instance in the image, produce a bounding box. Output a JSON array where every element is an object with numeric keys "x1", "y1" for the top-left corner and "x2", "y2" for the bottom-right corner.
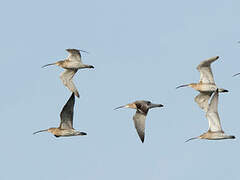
[
  {"x1": 33, "y1": 93, "x2": 87, "y2": 137},
  {"x1": 114, "y1": 100, "x2": 163, "y2": 143},
  {"x1": 185, "y1": 89, "x2": 235, "y2": 142},
  {"x1": 176, "y1": 56, "x2": 228, "y2": 112},
  {"x1": 42, "y1": 49, "x2": 94, "y2": 98}
]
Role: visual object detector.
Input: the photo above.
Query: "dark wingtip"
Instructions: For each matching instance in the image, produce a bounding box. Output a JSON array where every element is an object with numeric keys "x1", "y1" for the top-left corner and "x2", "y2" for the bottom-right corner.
[
  {"x1": 69, "y1": 92, "x2": 75, "y2": 100},
  {"x1": 231, "y1": 135, "x2": 236, "y2": 139},
  {"x1": 90, "y1": 65, "x2": 94, "y2": 68}
]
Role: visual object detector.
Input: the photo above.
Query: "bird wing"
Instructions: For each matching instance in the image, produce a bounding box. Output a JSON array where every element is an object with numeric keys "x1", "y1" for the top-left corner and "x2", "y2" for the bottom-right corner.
[
  {"x1": 194, "y1": 92, "x2": 212, "y2": 112},
  {"x1": 66, "y1": 49, "x2": 82, "y2": 63},
  {"x1": 197, "y1": 56, "x2": 219, "y2": 84},
  {"x1": 133, "y1": 110, "x2": 147, "y2": 143},
  {"x1": 59, "y1": 93, "x2": 75, "y2": 129},
  {"x1": 206, "y1": 90, "x2": 223, "y2": 132},
  {"x1": 60, "y1": 69, "x2": 79, "y2": 97}
]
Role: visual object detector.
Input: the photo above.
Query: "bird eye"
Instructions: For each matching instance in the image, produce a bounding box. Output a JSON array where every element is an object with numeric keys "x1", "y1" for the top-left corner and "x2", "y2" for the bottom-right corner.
[{"x1": 147, "y1": 101, "x2": 151, "y2": 105}]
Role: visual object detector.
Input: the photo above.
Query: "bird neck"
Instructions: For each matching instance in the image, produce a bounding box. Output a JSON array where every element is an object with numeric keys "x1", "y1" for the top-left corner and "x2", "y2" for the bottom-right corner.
[
  {"x1": 188, "y1": 83, "x2": 197, "y2": 88},
  {"x1": 56, "y1": 60, "x2": 65, "y2": 67}
]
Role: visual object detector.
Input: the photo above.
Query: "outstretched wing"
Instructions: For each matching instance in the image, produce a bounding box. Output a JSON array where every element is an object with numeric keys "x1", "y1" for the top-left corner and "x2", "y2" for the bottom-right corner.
[
  {"x1": 197, "y1": 56, "x2": 219, "y2": 84},
  {"x1": 133, "y1": 110, "x2": 147, "y2": 143},
  {"x1": 59, "y1": 93, "x2": 75, "y2": 129},
  {"x1": 66, "y1": 49, "x2": 82, "y2": 63},
  {"x1": 60, "y1": 69, "x2": 79, "y2": 98},
  {"x1": 194, "y1": 92, "x2": 212, "y2": 112},
  {"x1": 206, "y1": 90, "x2": 223, "y2": 132}
]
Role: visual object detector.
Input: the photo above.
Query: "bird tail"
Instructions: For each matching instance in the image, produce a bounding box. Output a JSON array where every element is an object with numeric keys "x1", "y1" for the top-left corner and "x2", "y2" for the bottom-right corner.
[
  {"x1": 33, "y1": 129, "x2": 48, "y2": 135},
  {"x1": 185, "y1": 136, "x2": 199, "y2": 142},
  {"x1": 218, "y1": 88, "x2": 228, "y2": 93},
  {"x1": 78, "y1": 132, "x2": 87, "y2": 136},
  {"x1": 79, "y1": 49, "x2": 90, "y2": 54},
  {"x1": 41, "y1": 63, "x2": 56, "y2": 68}
]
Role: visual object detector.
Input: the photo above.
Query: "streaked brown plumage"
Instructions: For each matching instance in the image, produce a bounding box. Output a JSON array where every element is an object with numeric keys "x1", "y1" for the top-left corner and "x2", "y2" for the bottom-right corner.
[
  {"x1": 176, "y1": 56, "x2": 228, "y2": 112},
  {"x1": 33, "y1": 93, "x2": 87, "y2": 137},
  {"x1": 42, "y1": 49, "x2": 94, "y2": 98},
  {"x1": 186, "y1": 89, "x2": 235, "y2": 142}
]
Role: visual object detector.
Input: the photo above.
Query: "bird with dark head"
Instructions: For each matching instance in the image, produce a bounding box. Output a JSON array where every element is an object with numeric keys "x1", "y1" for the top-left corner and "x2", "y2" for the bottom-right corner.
[{"x1": 115, "y1": 100, "x2": 163, "y2": 143}]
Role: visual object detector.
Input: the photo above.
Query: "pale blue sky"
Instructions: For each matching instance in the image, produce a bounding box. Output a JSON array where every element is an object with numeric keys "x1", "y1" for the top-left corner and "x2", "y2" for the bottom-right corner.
[{"x1": 0, "y1": 0, "x2": 240, "y2": 179}]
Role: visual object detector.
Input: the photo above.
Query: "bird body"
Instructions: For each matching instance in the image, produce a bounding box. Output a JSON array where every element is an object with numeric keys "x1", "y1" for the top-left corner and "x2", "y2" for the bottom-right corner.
[
  {"x1": 176, "y1": 56, "x2": 228, "y2": 112},
  {"x1": 186, "y1": 90, "x2": 235, "y2": 142},
  {"x1": 55, "y1": 59, "x2": 93, "y2": 69},
  {"x1": 188, "y1": 83, "x2": 217, "y2": 92},
  {"x1": 42, "y1": 49, "x2": 94, "y2": 97},
  {"x1": 47, "y1": 128, "x2": 86, "y2": 137},
  {"x1": 198, "y1": 131, "x2": 235, "y2": 140},
  {"x1": 33, "y1": 93, "x2": 87, "y2": 137},
  {"x1": 115, "y1": 100, "x2": 163, "y2": 143}
]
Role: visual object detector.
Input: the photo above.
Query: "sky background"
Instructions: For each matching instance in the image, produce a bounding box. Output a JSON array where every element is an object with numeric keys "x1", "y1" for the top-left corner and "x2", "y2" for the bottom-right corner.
[{"x1": 0, "y1": 0, "x2": 240, "y2": 179}]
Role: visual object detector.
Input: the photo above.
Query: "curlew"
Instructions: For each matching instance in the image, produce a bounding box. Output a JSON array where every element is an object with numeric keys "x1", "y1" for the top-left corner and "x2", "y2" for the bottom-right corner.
[
  {"x1": 33, "y1": 93, "x2": 87, "y2": 137},
  {"x1": 114, "y1": 100, "x2": 163, "y2": 143},
  {"x1": 176, "y1": 56, "x2": 228, "y2": 112},
  {"x1": 42, "y1": 49, "x2": 94, "y2": 98},
  {"x1": 185, "y1": 89, "x2": 235, "y2": 142}
]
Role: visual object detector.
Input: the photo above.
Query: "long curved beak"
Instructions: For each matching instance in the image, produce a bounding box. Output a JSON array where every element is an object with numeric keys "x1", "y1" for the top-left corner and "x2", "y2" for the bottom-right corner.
[
  {"x1": 185, "y1": 136, "x2": 199, "y2": 142},
  {"x1": 233, "y1": 72, "x2": 240, "y2": 77},
  {"x1": 41, "y1": 63, "x2": 56, "y2": 68},
  {"x1": 176, "y1": 84, "x2": 189, "y2": 89},
  {"x1": 33, "y1": 129, "x2": 49, "y2": 135},
  {"x1": 149, "y1": 103, "x2": 163, "y2": 109},
  {"x1": 114, "y1": 105, "x2": 126, "y2": 110}
]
